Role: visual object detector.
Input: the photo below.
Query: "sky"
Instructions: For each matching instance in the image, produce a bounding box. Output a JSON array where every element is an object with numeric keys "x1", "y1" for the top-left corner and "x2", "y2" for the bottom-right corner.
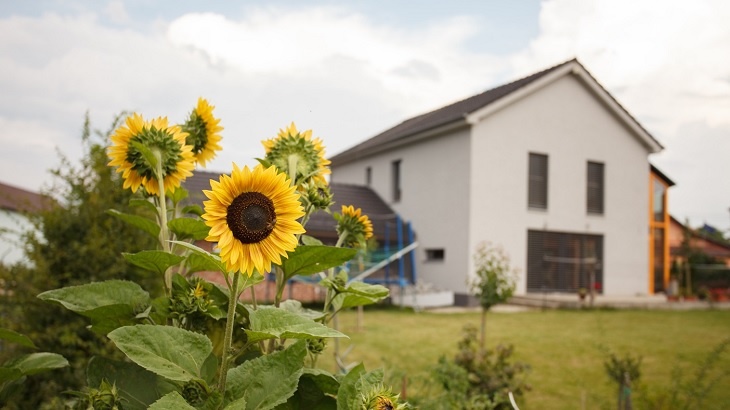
[{"x1": 1, "y1": 0, "x2": 729, "y2": 232}]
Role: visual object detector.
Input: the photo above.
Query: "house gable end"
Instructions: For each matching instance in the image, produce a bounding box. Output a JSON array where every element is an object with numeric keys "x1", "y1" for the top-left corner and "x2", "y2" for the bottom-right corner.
[
  {"x1": 330, "y1": 59, "x2": 574, "y2": 166},
  {"x1": 465, "y1": 61, "x2": 663, "y2": 153}
]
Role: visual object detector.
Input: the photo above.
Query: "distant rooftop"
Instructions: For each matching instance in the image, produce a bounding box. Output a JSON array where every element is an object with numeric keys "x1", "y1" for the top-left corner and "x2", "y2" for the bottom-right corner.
[
  {"x1": 183, "y1": 170, "x2": 399, "y2": 242},
  {"x1": 0, "y1": 181, "x2": 49, "y2": 213}
]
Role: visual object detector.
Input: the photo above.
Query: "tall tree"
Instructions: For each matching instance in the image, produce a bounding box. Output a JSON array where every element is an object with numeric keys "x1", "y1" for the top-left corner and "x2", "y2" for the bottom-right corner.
[{"x1": 0, "y1": 113, "x2": 159, "y2": 409}]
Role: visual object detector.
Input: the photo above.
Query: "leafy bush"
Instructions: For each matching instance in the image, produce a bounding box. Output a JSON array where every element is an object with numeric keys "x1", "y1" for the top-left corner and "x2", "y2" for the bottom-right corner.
[
  {"x1": 429, "y1": 324, "x2": 530, "y2": 410},
  {"x1": 638, "y1": 338, "x2": 730, "y2": 409}
]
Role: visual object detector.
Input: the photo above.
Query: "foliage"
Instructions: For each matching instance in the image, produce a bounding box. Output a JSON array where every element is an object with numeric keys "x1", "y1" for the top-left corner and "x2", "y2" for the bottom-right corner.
[
  {"x1": 429, "y1": 324, "x2": 530, "y2": 410},
  {"x1": 602, "y1": 348, "x2": 642, "y2": 409},
  {"x1": 319, "y1": 309, "x2": 730, "y2": 409},
  {"x1": 638, "y1": 338, "x2": 730, "y2": 410},
  {"x1": 469, "y1": 242, "x2": 517, "y2": 311},
  {"x1": 0, "y1": 113, "x2": 159, "y2": 409},
  {"x1": 14, "y1": 105, "x2": 401, "y2": 409},
  {"x1": 0, "y1": 329, "x2": 68, "y2": 403},
  {"x1": 468, "y1": 241, "x2": 517, "y2": 350}
]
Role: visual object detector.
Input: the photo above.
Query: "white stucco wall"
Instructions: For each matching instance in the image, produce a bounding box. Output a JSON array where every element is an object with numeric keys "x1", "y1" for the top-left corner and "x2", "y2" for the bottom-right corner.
[
  {"x1": 468, "y1": 74, "x2": 651, "y2": 296},
  {"x1": 0, "y1": 209, "x2": 33, "y2": 266},
  {"x1": 332, "y1": 128, "x2": 472, "y2": 293}
]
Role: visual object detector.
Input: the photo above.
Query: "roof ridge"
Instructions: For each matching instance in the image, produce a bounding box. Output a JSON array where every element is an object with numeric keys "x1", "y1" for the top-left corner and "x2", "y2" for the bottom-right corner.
[{"x1": 331, "y1": 58, "x2": 578, "y2": 163}]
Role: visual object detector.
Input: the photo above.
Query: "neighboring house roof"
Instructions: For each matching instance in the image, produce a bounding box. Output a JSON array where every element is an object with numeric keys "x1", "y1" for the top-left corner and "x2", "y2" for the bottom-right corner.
[
  {"x1": 182, "y1": 171, "x2": 398, "y2": 242},
  {"x1": 306, "y1": 183, "x2": 397, "y2": 241},
  {"x1": 650, "y1": 164, "x2": 675, "y2": 187},
  {"x1": 331, "y1": 58, "x2": 663, "y2": 165},
  {"x1": 669, "y1": 215, "x2": 730, "y2": 260},
  {"x1": 0, "y1": 181, "x2": 48, "y2": 213}
]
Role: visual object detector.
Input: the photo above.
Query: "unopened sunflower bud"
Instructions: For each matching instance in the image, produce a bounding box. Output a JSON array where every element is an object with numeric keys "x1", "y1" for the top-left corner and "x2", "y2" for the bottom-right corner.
[
  {"x1": 182, "y1": 378, "x2": 211, "y2": 406},
  {"x1": 360, "y1": 385, "x2": 407, "y2": 410},
  {"x1": 306, "y1": 337, "x2": 327, "y2": 355},
  {"x1": 87, "y1": 379, "x2": 124, "y2": 410},
  {"x1": 304, "y1": 181, "x2": 334, "y2": 210}
]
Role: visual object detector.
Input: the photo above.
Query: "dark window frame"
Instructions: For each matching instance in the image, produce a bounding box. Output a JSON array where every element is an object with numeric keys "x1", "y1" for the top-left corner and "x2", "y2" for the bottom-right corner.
[
  {"x1": 425, "y1": 248, "x2": 445, "y2": 262},
  {"x1": 392, "y1": 159, "x2": 402, "y2": 202},
  {"x1": 365, "y1": 166, "x2": 372, "y2": 186},
  {"x1": 528, "y1": 153, "x2": 548, "y2": 209},
  {"x1": 526, "y1": 230, "x2": 604, "y2": 293},
  {"x1": 587, "y1": 161, "x2": 605, "y2": 215}
]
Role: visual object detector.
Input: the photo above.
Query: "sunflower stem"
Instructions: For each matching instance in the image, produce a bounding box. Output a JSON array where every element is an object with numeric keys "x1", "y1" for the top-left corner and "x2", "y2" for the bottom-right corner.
[
  {"x1": 218, "y1": 271, "x2": 241, "y2": 395},
  {"x1": 287, "y1": 154, "x2": 299, "y2": 186},
  {"x1": 320, "y1": 231, "x2": 348, "y2": 324},
  {"x1": 335, "y1": 230, "x2": 349, "y2": 248},
  {"x1": 152, "y1": 150, "x2": 173, "y2": 295},
  {"x1": 296, "y1": 204, "x2": 315, "y2": 240},
  {"x1": 274, "y1": 265, "x2": 285, "y2": 308},
  {"x1": 250, "y1": 283, "x2": 258, "y2": 310}
]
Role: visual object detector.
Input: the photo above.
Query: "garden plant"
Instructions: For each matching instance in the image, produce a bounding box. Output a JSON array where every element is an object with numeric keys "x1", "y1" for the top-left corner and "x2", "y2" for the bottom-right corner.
[
  {"x1": 25, "y1": 99, "x2": 407, "y2": 409},
  {"x1": 468, "y1": 242, "x2": 517, "y2": 351}
]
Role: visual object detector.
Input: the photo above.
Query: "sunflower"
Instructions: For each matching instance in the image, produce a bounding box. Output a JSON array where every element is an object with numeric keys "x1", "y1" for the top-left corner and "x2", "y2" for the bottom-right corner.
[
  {"x1": 261, "y1": 122, "x2": 331, "y2": 186},
  {"x1": 335, "y1": 205, "x2": 374, "y2": 247},
  {"x1": 181, "y1": 97, "x2": 223, "y2": 167},
  {"x1": 202, "y1": 164, "x2": 305, "y2": 276},
  {"x1": 360, "y1": 385, "x2": 407, "y2": 410},
  {"x1": 108, "y1": 113, "x2": 195, "y2": 195}
]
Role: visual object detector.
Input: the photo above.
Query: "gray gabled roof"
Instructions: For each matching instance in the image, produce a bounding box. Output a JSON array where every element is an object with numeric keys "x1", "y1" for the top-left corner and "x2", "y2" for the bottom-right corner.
[
  {"x1": 331, "y1": 58, "x2": 662, "y2": 165},
  {"x1": 305, "y1": 183, "x2": 397, "y2": 241}
]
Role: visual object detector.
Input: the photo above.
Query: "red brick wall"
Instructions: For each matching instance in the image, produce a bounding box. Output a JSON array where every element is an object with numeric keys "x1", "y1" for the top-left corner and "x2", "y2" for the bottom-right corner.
[{"x1": 196, "y1": 270, "x2": 326, "y2": 304}]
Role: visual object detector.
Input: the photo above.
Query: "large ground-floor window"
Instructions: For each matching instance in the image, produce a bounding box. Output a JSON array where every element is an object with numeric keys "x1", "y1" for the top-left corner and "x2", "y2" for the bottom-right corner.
[{"x1": 527, "y1": 230, "x2": 604, "y2": 293}]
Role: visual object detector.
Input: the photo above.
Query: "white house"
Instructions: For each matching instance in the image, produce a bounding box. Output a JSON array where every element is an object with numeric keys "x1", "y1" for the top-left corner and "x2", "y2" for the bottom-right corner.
[
  {"x1": 330, "y1": 59, "x2": 665, "y2": 304},
  {"x1": 0, "y1": 181, "x2": 46, "y2": 266}
]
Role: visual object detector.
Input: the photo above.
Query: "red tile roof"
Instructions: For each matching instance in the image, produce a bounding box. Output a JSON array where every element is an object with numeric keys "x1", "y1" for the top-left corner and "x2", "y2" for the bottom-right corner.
[{"x1": 0, "y1": 181, "x2": 48, "y2": 213}]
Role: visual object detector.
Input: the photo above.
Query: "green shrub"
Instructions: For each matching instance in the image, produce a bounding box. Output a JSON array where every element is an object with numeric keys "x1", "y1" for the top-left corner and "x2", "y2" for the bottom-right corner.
[{"x1": 429, "y1": 324, "x2": 530, "y2": 410}]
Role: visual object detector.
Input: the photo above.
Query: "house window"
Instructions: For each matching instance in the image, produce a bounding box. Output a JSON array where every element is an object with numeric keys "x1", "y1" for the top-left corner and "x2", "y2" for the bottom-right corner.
[
  {"x1": 527, "y1": 230, "x2": 603, "y2": 293},
  {"x1": 425, "y1": 248, "x2": 445, "y2": 261},
  {"x1": 652, "y1": 179, "x2": 665, "y2": 222},
  {"x1": 365, "y1": 166, "x2": 372, "y2": 186},
  {"x1": 392, "y1": 160, "x2": 402, "y2": 202},
  {"x1": 587, "y1": 161, "x2": 604, "y2": 214},
  {"x1": 528, "y1": 153, "x2": 548, "y2": 209}
]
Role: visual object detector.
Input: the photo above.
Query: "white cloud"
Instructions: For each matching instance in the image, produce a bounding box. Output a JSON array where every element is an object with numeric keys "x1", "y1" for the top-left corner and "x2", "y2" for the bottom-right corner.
[
  {"x1": 0, "y1": 6, "x2": 508, "y2": 195},
  {"x1": 512, "y1": 0, "x2": 730, "y2": 131},
  {"x1": 0, "y1": 116, "x2": 70, "y2": 191},
  {"x1": 507, "y1": 0, "x2": 730, "y2": 229},
  {"x1": 166, "y1": 8, "x2": 504, "y2": 115},
  {"x1": 105, "y1": 0, "x2": 130, "y2": 24},
  {"x1": 0, "y1": 1, "x2": 728, "y2": 231}
]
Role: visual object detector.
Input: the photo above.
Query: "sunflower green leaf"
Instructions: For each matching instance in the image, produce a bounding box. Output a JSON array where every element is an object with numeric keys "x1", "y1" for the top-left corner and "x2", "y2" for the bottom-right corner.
[
  {"x1": 86, "y1": 356, "x2": 178, "y2": 410},
  {"x1": 148, "y1": 392, "x2": 197, "y2": 410},
  {"x1": 108, "y1": 325, "x2": 212, "y2": 382},
  {"x1": 123, "y1": 251, "x2": 185, "y2": 277},
  {"x1": 107, "y1": 209, "x2": 160, "y2": 239},
  {"x1": 244, "y1": 306, "x2": 347, "y2": 343},
  {"x1": 280, "y1": 245, "x2": 357, "y2": 280},
  {"x1": 170, "y1": 240, "x2": 227, "y2": 273},
  {"x1": 38, "y1": 280, "x2": 150, "y2": 334},
  {"x1": 224, "y1": 340, "x2": 306, "y2": 409},
  {"x1": 0, "y1": 328, "x2": 36, "y2": 349},
  {"x1": 168, "y1": 217, "x2": 209, "y2": 241}
]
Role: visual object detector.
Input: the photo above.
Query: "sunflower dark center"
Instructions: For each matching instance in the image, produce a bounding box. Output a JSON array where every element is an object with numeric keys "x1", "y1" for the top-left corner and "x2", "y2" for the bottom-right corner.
[{"x1": 227, "y1": 192, "x2": 277, "y2": 244}]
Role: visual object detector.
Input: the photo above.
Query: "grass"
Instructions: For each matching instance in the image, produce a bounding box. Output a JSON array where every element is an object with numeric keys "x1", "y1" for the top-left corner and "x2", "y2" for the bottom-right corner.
[{"x1": 317, "y1": 307, "x2": 730, "y2": 409}]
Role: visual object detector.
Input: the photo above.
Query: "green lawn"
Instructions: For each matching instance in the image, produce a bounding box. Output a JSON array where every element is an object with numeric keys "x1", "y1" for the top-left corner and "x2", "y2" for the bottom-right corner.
[{"x1": 318, "y1": 307, "x2": 730, "y2": 409}]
